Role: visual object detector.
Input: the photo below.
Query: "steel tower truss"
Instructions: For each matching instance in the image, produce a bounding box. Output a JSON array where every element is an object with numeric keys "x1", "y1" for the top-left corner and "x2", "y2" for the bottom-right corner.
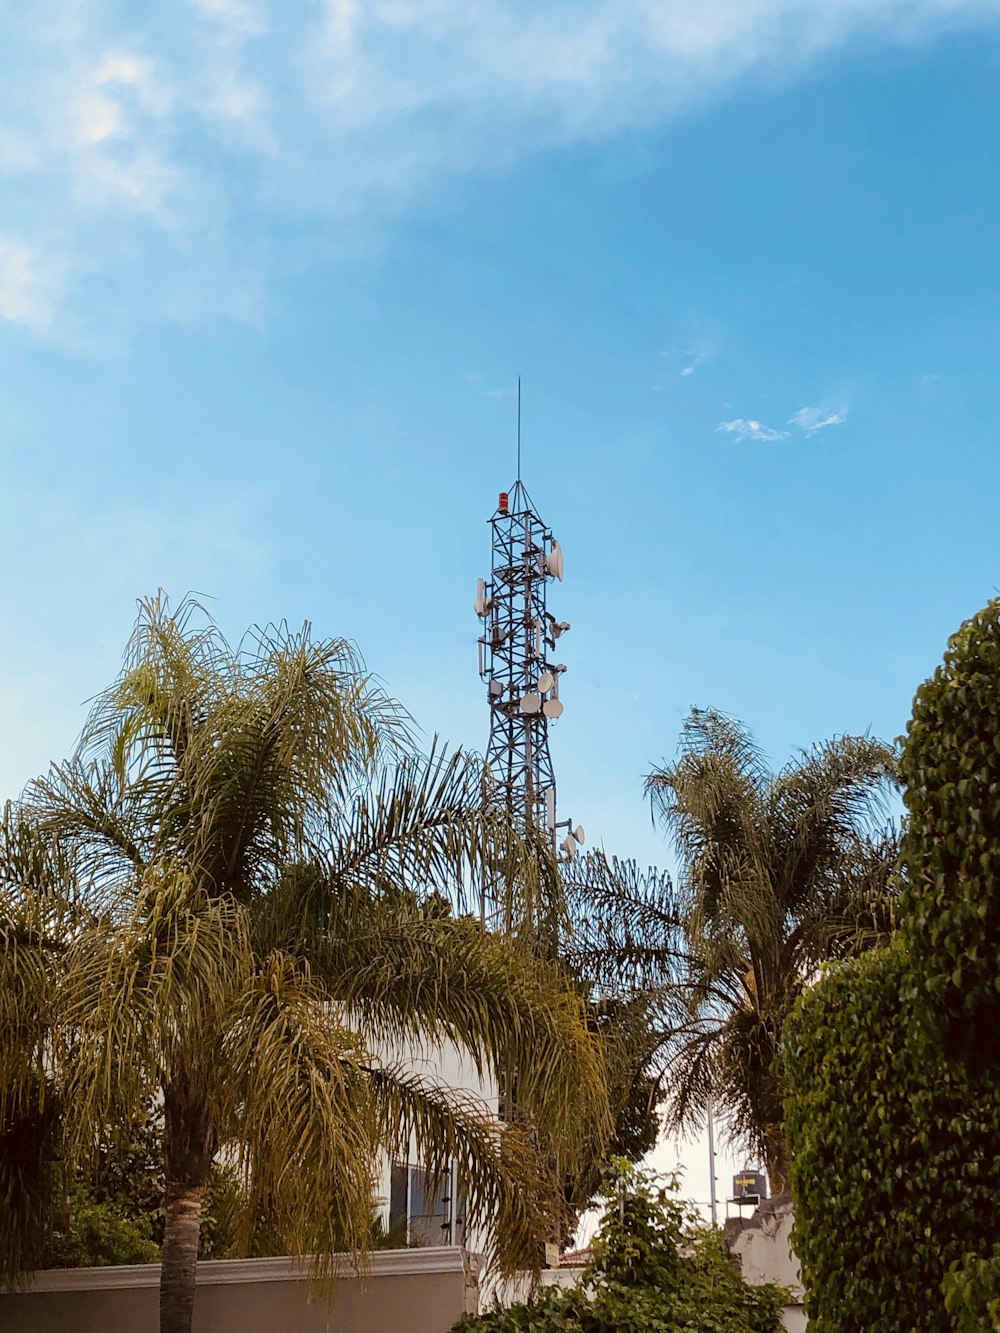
[{"x1": 476, "y1": 480, "x2": 572, "y2": 849}]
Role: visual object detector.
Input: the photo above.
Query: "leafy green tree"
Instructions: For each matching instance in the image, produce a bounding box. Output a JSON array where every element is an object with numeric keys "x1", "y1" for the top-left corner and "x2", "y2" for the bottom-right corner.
[
  {"x1": 944, "y1": 1248, "x2": 1000, "y2": 1332},
  {"x1": 785, "y1": 941, "x2": 1000, "y2": 1333},
  {"x1": 35, "y1": 1112, "x2": 243, "y2": 1266},
  {"x1": 22, "y1": 595, "x2": 608, "y2": 1333},
  {"x1": 785, "y1": 597, "x2": 1000, "y2": 1331},
  {"x1": 452, "y1": 1163, "x2": 786, "y2": 1333},
  {"x1": 41, "y1": 1184, "x2": 161, "y2": 1267},
  {"x1": 897, "y1": 596, "x2": 1000, "y2": 1057},
  {"x1": 568, "y1": 710, "x2": 898, "y2": 1196},
  {"x1": 0, "y1": 808, "x2": 76, "y2": 1283}
]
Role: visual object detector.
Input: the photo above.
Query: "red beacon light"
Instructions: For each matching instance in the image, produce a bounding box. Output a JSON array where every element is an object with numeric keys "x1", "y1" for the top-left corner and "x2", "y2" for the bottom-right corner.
[{"x1": 498, "y1": 492, "x2": 509, "y2": 514}]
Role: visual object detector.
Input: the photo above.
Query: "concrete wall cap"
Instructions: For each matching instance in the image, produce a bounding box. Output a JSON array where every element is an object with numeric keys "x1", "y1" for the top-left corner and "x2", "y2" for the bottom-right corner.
[{"x1": 19, "y1": 1247, "x2": 473, "y2": 1293}]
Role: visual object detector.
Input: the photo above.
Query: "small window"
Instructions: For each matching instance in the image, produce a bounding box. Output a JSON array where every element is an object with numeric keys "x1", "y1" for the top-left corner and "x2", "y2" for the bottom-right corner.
[{"x1": 387, "y1": 1163, "x2": 462, "y2": 1246}]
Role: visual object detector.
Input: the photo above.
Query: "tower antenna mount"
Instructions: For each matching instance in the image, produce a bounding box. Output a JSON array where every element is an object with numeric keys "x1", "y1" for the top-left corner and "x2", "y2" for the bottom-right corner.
[{"x1": 474, "y1": 449, "x2": 581, "y2": 915}]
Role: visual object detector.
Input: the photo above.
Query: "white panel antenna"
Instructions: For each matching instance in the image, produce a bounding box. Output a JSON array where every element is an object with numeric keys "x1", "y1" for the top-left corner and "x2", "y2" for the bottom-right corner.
[{"x1": 546, "y1": 539, "x2": 564, "y2": 580}]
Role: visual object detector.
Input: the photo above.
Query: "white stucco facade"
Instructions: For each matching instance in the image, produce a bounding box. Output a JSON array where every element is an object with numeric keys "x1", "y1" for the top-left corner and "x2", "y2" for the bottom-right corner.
[{"x1": 727, "y1": 1197, "x2": 807, "y2": 1331}]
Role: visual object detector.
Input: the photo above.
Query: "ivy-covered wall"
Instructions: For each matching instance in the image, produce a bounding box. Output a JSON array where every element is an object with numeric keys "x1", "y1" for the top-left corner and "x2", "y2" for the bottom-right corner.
[
  {"x1": 785, "y1": 597, "x2": 1000, "y2": 1332},
  {"x1": 785, "y1": 945, "x2": 1000, "y2": 1333}
]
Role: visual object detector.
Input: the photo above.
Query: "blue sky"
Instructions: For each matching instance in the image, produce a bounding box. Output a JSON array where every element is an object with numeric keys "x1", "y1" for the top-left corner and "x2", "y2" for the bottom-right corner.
[{"x1": 3, "y1": 0, "x2": 1000, "y2": 1195}]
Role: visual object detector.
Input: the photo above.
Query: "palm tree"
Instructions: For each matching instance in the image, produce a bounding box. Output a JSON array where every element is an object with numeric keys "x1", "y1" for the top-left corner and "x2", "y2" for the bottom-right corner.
[
  {"x1": 644, "y1": 709, "x2": 899, "y2": 1194},
  {"x1": 564, "y1": 709, "x2": 898, "y2": 1198},
  {"x1": 24, "y1": 595, "x2": 608, "y2": 1333}
]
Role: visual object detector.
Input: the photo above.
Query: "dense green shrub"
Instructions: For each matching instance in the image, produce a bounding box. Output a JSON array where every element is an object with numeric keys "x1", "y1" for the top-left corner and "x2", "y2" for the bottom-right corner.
[
  {"x1": 36, "y1": 1115, "x2": 250, "y2": 1267},
  {"x1": 41, "y1": 1186, "x2": 160, "y2": 1267},
  {"x1": 452, "y1": 1167, "x2": 785, "y2": 1333},
  {"x1": 898, "y1": 596, "x2": 1000, "y2": 1056},
  {"x1": 786, "y1": 945, "x2": 1000, "y2": 1332},
  {"x1": 786, "y1": 596, "x2": 1000, "y2": 1332},
  {"x1": 943, "y1": 1247, "x2": 1000, "y2": 1332}
]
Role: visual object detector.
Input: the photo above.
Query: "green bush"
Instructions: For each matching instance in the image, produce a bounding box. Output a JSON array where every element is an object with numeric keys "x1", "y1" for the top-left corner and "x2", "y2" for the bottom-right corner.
[
  {"x1": 785, "y1": 597, "x2": 1000, "y2": 1331},
  {"x1": 899, "y1": 596, "x2": 1000, "y2": 1056},
  {"x1": 452, "y1": 1166, "x2": 786, "y2": 1333},
  {"x1": 41, "y1": 1186, "x2": 160, "y2": 1267},
  {"x1": 786, "y1": 945, "x2": 1000, "y2": 1332},
  {"x1": 943, "y1": 1247, "x2": 1000, "y2": 1332},
  {"x1": 35, "y1": 1114, "x2": 252, "y2": 1267}
]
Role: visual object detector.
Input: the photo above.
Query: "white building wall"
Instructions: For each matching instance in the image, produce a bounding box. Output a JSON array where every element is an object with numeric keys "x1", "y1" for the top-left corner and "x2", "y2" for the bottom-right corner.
[{"x1": 727, "y1": 1197, "x2": 806, "y2": 1331}]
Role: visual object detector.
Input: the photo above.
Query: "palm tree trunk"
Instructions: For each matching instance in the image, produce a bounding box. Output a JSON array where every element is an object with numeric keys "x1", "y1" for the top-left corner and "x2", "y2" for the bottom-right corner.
[
  {"x1": 160, "y1": 1179, "x2": 203, "y2": 1333},
  {"x1": 160, "y1": 1066, "x2": 216, "y2": 1333},
  {"x1": 763, "y1": 1122, "x2": 791, "y2": 1197}
]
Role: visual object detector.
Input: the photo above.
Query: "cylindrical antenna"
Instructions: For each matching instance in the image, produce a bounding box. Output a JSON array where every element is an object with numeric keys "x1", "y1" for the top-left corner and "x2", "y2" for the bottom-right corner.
[{"x1": 516, "y1": 375, "x2": 521, "y2": 482}]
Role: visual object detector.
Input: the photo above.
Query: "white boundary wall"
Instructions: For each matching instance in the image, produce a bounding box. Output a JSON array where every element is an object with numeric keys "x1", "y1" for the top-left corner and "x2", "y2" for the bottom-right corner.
[{"x1": 0, "y1": 1248, "x2": 480, "y2": 1333}]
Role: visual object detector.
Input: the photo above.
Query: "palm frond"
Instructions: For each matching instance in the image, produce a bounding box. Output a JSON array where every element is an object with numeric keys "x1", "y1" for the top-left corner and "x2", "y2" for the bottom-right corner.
[
  {"x1": 303, "y1": 743, "x2": 564, "y2": 939},
  {"x1": 365, "y1": 1063, "x2": 562, "y2": 1276},
  {"x1": 57, "y1": 871, "x2": 249, "y2": 1155},
  {"x1": 560, "y1": 852, "x2": 682, "y2": 995},
  {"x1": 215, "y1": 954, "x2": 377, "y2": 1273},
  {"x1": 0, "y1": 807, "x2": 77, "y2": 1284},
  {"x1": 646, "y1": 710, "x2": 772, "y2": 926},
  {"x1": 299, "y1": 906, "x2": 609, "y2": 1170},
  {"x1": 770, "y1": 734, "x2": 899, "y2": 919}
]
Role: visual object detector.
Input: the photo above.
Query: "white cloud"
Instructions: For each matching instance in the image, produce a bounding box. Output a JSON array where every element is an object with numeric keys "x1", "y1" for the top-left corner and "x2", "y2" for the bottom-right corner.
[
  {"x1": 680, "y1": 365, "x2": 696, "y2": 377},
  {"x1": 3, "y1": 0, "x2": 1000, "y2": 340},
  {"x1": 0, "y1": 237, "x2": 67, "y2": 332},
  {"x1": 717, "y1": 417, "x2": 790, "y2": 443},
  {"x1": 71, "y1": 90, "x2": 123, "y2": 145},
  {"x1": 205, "y1": 69, "x2": 263, "y2": 122},
  {"x1": 321, "y1": 0, "x2": 360, "y2": 59},
  {"x1": 789, "y1": 404, "x2": 848, "y2": 435}
]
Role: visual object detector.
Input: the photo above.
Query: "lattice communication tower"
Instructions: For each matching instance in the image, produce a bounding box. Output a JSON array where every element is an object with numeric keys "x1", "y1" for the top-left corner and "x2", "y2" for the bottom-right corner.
[{"x1": 474, "y1": 479, "x2": 584, "y2": 861}]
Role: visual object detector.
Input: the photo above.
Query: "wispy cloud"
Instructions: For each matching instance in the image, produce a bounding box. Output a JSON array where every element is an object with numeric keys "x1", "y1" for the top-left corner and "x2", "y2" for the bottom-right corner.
[
  {"x1": 718, "y1": 418, "x2": 789, "y2": 443},
  {"x1": 789, "y1": 404, "x2": 849, "y2": 436},
  {"x1": 0, "y1": 237, "x2": 67, "y2": 332},
  {"x1": 4, "y1": 0, "x2": 1000, "y2": 341},
  {"x1": 664, "y1": 331, "x2": 720, "y2": 378}
]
